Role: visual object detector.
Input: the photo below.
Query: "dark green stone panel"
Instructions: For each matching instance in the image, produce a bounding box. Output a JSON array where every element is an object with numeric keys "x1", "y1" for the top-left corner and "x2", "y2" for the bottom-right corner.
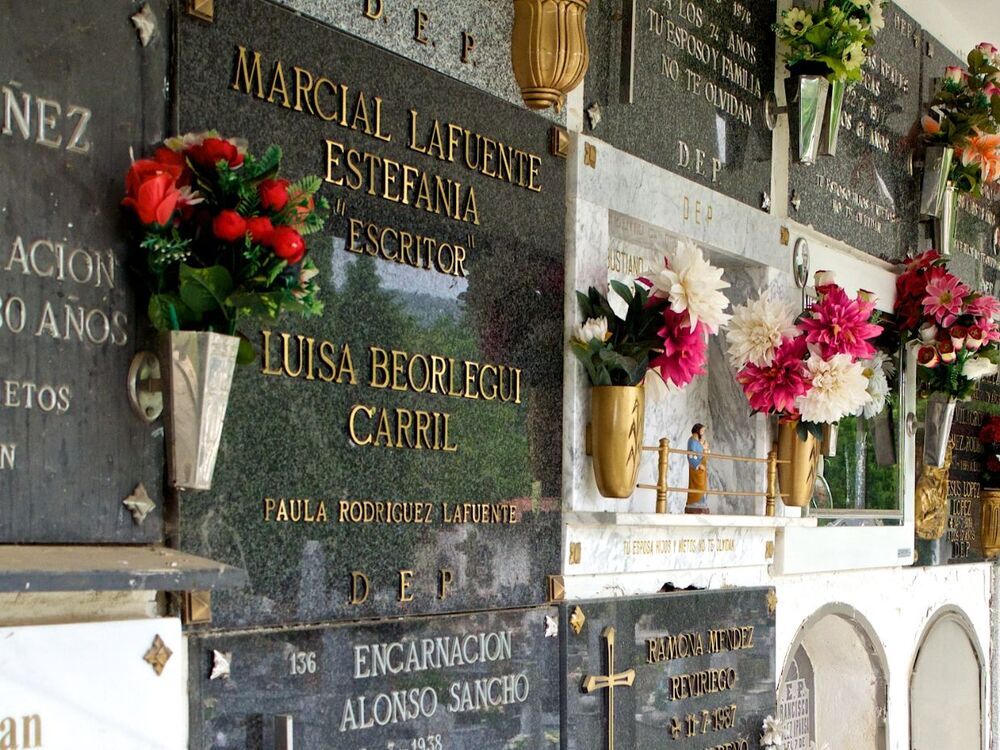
[{"x1": 175, "y1": 0, "x2": 565, "y2": 628}]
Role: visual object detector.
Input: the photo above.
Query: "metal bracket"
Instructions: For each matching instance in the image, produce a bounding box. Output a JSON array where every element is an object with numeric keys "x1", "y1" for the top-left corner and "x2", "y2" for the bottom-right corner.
[
  {"x1": 764, "y1": 91, "x2": 787, "y2": 131},
  {"x1": 906, "y1": 152, "x2": 925, "y2": 178},
  {"x1": 127, "y1": 351, "x2": 163, "y2": 424}
]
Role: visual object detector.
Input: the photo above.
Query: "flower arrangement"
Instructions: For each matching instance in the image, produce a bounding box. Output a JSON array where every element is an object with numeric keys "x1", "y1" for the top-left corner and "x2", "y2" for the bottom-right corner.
[
  {"x1": 979, "y1": 416, "x2": 1000, "y2": 488},
  {"x1": 122, "y1": 131, "x2": 328, "y2": 352},
  {"x1": 571, "y1": 240, "x2": 730, "y2": 390},
  {"x1": 774, "y1": 0, "x2": 886, "y2": 83},
  {"x1": 727, "y1": 272, "x2": 883, "y2": 436},
  {"x1": 922, "y1": 43, "x2": 1000, "y2": 196},
  {"x1": 894, "y1": 250, "x2": 1000, "y2": 399},
  {"x1": 760, "y1": 715, "x2": 787, "y2": 749}
]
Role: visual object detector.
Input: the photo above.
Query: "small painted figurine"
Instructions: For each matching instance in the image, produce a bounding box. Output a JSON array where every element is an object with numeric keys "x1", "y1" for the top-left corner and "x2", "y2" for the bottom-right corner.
[{"x1": 687, "y1": 423, "x2": 709, "y2": 512}]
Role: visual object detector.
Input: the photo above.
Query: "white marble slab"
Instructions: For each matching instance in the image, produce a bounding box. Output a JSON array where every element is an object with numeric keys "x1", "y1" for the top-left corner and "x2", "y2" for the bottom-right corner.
[
  {"x1": 0, "y1": 618, "x2": 185, "y2": 749},
  {"x1": 563, "y1": 512, "x2": 816, "y2": 576}
]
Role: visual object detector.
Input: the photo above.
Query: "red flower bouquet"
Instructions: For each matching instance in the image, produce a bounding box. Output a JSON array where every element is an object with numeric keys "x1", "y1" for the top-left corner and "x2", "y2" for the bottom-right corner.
[
  {"x1": 122, "y1": 131, "x2": 328, "y2": 349},
  {"x1": 894, "y1": 250, "x2": 1000, "y2": 399}
]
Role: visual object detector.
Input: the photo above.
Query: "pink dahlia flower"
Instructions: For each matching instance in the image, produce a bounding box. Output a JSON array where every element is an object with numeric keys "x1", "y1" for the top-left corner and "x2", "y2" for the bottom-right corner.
[
  {"x1": 650, "y1": 308, "x2": 708, "y2": 389},
  {"x1": 797, "y1": 286, "x2": 882, "y2": 360},
  {"x1": 922, "y1": 270, "x2": 970, "y2": 327},
  {"x1": 737, "y1": 336, "x2": 811, "y2": 415},
  {"x1": 966, "y1": 294, "x2": 1000, "y2": 322}
]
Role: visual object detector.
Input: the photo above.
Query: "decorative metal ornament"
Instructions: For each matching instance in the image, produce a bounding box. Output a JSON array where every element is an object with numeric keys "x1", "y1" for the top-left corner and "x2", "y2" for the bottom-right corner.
[
  {"x1": 511, "y1": 0, "x2": 590, "y2": 111},
  {"x1": 790, "y1": 191, "x2": 802, "y2": 212},
  {"x1": 544, "y1": 615, "x2": 559, "y2": 638},
  {"x1": 761, "y1": 191, "x2": 771, "y2": 212},
  {"x1": 915, "y1": 444, "x2": 952, "y2": 541},
  {"x1": 130, "y1": 4, "x2": 157, "y2": 47},
  {"x1": 123, "y1": 483, "x2": 156, "y2": 525},
  {"x1": 586, "y1": 102, "x2": 603, "y2": 129},
  {"x1": 187, "y1": 0, "x2": 214, "y2": 22},
  {"x1": 210, "y1": 650, "x2": 232, "y2": 680},
  {"x1": 792, "y1": 238, "x2": 810, "y2": 289},
  {"x1": 589, "y1": 385, "x2": 644, "y2": 498},
  {"x1": 582, "y1": 627, "x2": 635, "y2": 750},
  {"x1": 569, "y1": 606, "x2": 587, "y2": 635},
  {"x1": 143, "y1": 634, "x2": 173, "y2": 676},
  {"x1": 766, "y1": 590, "x2": 778, "y2": 616}
]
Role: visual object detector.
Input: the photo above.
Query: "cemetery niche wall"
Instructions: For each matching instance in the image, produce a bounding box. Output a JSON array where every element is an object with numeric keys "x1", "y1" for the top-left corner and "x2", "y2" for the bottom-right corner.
[
  {"x1": 174, "y1": 0, "x2": 565, "y2": 628},
  {"x1": 0, "y1": 0, "x2": 169, "y2": 543}
]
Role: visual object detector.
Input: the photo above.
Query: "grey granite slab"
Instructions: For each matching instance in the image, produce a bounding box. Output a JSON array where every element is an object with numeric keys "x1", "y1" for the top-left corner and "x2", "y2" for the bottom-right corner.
[
  {"x1": 188, "y1": 606, "x2": 560, "y2": 750},
  {"x1": 562, "y1": 588, "x2": 776, "y2": 750},
  {"x1": 174, "y1": 0, "x2": 564, "y2": 628},
  {"x1": 0, "y1": 0, "x2": 168, "y2": 542},
  {"x1": 583, "y1": 0, "x2": 777, "y2": 209}
]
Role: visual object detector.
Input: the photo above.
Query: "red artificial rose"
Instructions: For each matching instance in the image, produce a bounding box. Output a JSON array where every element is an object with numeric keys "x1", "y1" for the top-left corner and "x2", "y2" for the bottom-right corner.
[
  {"x1": 125, "y1": 159, "x2": 183, "y2": 198},
  {"x1": 259, "y1": 178, "x2": 291, "y2": 212},
  {"x1": 271, "y1": 226, "x2": 305, "y2": 263},
  {"x1": 987, "y1": 456, "x2": 1000, "y2": 473},
  {"x1": 980, "y1": 417, "x2": 1000, "y2": 444},
  {"x1": 153, "y1": 147, "x2": 192, "y2": 186},
  {"x1": 122, "y1": 173, "x2": 181, "y2": 227},
  {"x1": 213, "y1": 209, "x2": 248, "y2": 242},
  {"x1": 246, "y1": 216, "x2": 275, "y2": 245},
  {"x1": 187, "y1": 137, "x2": 244, "y2": 170}
]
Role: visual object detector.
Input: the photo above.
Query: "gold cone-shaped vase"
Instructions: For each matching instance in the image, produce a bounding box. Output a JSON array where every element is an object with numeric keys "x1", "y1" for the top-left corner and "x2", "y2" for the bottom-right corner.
[
  {"x1": 777, "y1": 420, "x2": 819, "y2": 508},
  {"x1": 590, "y1": 385, "x2": 644, "y2": 498},
  {"x1": 511, "y1": 0, "x2": 590, "y2": 111}
]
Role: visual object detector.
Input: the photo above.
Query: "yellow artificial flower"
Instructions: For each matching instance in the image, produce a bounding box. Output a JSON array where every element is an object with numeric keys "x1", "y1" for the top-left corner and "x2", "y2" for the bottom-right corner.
[
  {"x1": 843, "y1": 41, "x2": 866, "y2": 70},
  {"x1": 782, "y1": 8, "x2": 813, "y2": 36}
]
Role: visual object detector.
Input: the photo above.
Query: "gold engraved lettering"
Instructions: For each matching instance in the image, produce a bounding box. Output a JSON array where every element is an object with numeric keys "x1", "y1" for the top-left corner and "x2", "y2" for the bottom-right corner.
[
  {"x1": 399, "y1": 569, "x2": 415, "y2": 602},
  {"x1": 438, "y1": 569, "x2": 453, "y2": 599},
  {"x1": 350, "y1": 571, "x2": 370, "y2": 605}
]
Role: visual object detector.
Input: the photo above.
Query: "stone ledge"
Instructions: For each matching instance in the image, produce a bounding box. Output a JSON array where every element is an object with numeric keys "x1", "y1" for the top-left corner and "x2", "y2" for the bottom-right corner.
[
  {"x1": 565, "y1": 511, "x2": 818, "y2": 529},
  {"x1": 0, "y1": 546, "x2": 248, "y2": 593}
]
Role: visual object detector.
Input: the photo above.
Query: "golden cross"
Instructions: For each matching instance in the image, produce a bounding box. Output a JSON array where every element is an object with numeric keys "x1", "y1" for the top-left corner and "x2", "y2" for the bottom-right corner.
[{"x1": 582, "y1": 626, "x2": 636, "y2": 750}]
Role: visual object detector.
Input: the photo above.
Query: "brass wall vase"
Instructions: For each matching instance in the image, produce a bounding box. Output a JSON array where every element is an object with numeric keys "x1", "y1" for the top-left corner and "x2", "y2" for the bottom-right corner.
[
  {"x1": 982, "y1": 489, "x2": 1000, "y2": 559},
  {"x1": 776, "y1": 420, "x2": 819, "y2": 508},
  {"x1": 511, "y1": 0, "x2": 590, "y2": 111},
  {"x1": 590, "y1": 385, "x2": 644, "y2": 499}
]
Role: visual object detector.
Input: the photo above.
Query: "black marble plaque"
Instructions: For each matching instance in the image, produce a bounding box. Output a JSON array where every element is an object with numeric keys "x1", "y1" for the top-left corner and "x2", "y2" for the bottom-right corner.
[
  {"x1": 563, "y1": 589, "x2": 776, "y2": 750},
  {"x1": 175, "y1": 0, "x2": 564, "y2": 628},
  {"x1": 789, "y1": 2, "x2": 922, "y2": 262},
  {"x1": 944, "y1": 380, "x2": 1000, "y2": 563},
  {"x1": 0, "y1": 1, "x2": 167, "y2": 541},
  {"x1": 584, "y1": 0, "x2": 776, "y2": 208},
  {"x1": 189, "y1": 606, "x2": 560, "y2": 750}
]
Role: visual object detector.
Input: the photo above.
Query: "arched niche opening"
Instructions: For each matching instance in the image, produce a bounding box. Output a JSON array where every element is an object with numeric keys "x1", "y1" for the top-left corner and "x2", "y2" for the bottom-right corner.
[
  {"x1": 910, "y1": 608, "x2": 984, "y2": 750},
  {"x1": 780, "y1": 606, "x2": 888, "y2": 750}
]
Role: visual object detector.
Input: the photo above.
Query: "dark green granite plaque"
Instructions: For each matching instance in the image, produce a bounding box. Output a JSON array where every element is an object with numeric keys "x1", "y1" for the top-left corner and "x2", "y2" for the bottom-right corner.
[
  {"x1": 0, "y1": 0, "x2": 167, "y2": 542},
  {"x1": 583, "y1": 0, "x2": 777, "y2": 208},
  {"x1": 788, "y1": 2, "x2": 923, "y2": 262},
  {"x1": 175, "y1": 0, "x2": 564, "y2": 628},
  {"x1": 189, "y1": 607, "x2": 560, "y2": 750},
  {"x1": 563, "y1": 589, "x2": 776, "y2": 750}
]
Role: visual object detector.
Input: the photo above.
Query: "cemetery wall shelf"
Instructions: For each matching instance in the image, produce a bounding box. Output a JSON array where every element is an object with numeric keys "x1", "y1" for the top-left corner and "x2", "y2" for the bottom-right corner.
[{"x1": 0, "y1": 546, "x2": 248, "y2": 593}]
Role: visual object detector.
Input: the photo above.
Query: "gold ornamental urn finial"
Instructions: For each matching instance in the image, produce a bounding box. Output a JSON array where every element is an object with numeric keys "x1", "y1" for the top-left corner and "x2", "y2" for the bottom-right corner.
[{"x1": 511, "y1": 0, "x2": 591, "y2": 111}]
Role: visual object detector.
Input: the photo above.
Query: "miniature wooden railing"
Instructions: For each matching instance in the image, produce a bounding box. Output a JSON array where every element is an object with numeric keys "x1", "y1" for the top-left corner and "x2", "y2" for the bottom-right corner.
[{"x1": 635, "y1": 439, "x2": 789, "y2": 517}]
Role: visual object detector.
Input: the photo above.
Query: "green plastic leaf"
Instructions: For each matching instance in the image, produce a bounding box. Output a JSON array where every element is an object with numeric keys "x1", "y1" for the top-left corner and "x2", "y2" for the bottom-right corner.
[
  {"x1": 179, "y1": 264, "x2": 235, "y2": 314},
  {"x1": 148, "y1": 293, "x2": 195, "y2": 332},
  {"x1": 236, "y1": 334, "x2": 256, "y2": 366}
]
